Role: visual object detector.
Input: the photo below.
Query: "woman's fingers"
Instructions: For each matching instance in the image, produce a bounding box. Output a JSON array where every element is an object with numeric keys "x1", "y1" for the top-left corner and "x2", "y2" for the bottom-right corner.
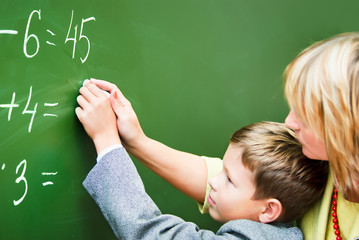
[
  {"x1": 90, "y1": 78, "x2": 129, "y2": 104},
  {"x1": 110, "y1": 91, "x2": 125, "y2": 117},
  {"x1": 90, "y1": 78, "x2": 117, "y2": 92},
  {"x1": 80, "y1": 83, "x2": 110, "y2": 105},
  {"x1": 87, "y1": 82, "x2": 109, "y2": 98}
]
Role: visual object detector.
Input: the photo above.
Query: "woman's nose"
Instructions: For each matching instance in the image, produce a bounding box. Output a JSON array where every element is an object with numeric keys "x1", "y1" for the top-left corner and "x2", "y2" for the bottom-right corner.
[{"x1": 285, "y1": 110, "x2": 300, "y2": 130}]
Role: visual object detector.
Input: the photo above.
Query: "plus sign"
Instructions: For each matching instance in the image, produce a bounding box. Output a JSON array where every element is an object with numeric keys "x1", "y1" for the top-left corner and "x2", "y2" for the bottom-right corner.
[{"x1": 0, "y1": 92, "x2": 19, "y2": 121}]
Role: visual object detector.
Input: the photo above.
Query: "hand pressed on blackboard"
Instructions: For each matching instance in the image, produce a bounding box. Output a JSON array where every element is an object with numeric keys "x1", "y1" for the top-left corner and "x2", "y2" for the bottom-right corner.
[
  {"x1": 90, "y1": 78, "x2": 208, "y2": 203},
  {"x1": 76, "y1": 81, "x2": 121, "y2": 154},
  {"x1": 88, "y1": 78, "x2": 146, "y2": 148}
]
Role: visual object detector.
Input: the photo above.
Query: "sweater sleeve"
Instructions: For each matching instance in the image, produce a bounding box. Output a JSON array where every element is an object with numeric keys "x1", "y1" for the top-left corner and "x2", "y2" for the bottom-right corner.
[{"x1": 83, "y1": 148, "x2": 220, "y2": 240}]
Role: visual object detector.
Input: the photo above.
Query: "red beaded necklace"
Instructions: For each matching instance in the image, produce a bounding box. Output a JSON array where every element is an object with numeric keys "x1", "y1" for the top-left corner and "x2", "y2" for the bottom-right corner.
[{"x1": 332, "y1": 188, "x2": 342, "y2": 240}]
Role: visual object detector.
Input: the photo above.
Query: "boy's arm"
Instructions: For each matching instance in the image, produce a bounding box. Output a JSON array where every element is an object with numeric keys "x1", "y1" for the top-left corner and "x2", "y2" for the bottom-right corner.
[
  {"x1": 83, "y1": 147, "x2": 218, "y2": 239},
  {"x1": 125, "y1": 136, "x2": 208, "y2": 203},
  {"x1": 90, "y1": 78, "x2": 208, "y2": 203}
]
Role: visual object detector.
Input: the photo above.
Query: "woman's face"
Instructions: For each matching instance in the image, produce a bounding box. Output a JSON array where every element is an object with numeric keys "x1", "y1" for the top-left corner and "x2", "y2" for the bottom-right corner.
[{"x1": 285, "y1": 110, "x2": 328, "y2": 160}]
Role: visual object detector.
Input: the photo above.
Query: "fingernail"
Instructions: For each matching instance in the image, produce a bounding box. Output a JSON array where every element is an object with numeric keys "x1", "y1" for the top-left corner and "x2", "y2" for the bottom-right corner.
[
  {"x1": 113, "y1": 91, "x2": 118, "y2": 99},
  {"x1": 83, "y1": 79, "x2": 90, "y2": 86}
]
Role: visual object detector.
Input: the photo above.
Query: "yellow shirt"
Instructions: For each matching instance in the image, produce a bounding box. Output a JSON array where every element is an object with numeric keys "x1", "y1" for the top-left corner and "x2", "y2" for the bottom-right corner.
[
  {"x1": 197, "y1": 156, "x2": 223, "y2": 213},
  {"x1": 300, "y1": 172, "x2": 359, "y2": 240},
  {"x1": 199, "y1": 157, "x2": 359, "y2": 240}
]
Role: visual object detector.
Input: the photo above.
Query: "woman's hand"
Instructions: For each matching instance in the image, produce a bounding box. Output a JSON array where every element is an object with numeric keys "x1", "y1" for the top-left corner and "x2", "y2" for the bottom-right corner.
[{"x1": 89, "y1": 78, "x2": 146, "y2": 148}]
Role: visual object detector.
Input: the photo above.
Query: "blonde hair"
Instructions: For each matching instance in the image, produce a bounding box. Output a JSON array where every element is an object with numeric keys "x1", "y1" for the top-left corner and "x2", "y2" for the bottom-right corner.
[
  {"x1": 231, "y1": 122, "x2": 328, "y2": 222},
  {"x1": 284, "y1": 32, "x2": 359, "y2": 198}
]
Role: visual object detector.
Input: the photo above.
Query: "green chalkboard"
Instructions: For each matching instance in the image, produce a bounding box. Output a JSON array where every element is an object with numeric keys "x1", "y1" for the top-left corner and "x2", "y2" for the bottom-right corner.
[{"x1": 1, "y1": 0, "x2": 359, "y2": 239}]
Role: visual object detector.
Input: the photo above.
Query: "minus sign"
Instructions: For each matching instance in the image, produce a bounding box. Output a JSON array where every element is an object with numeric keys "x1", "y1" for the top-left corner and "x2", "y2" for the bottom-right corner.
[{"x1": 0, "y1": 30, "x2": 18, "y2": 35}]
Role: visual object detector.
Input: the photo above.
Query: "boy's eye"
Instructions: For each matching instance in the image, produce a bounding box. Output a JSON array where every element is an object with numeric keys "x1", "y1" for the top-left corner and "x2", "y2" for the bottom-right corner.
[{"x1": 227, "y1": 176, "x2": 232, "y2": 184}]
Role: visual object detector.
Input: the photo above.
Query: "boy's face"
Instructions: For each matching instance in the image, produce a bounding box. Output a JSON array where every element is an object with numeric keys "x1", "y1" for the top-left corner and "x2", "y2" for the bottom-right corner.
[{"x1": 208, "y1": 144, "x2": 267, "y2": 223}]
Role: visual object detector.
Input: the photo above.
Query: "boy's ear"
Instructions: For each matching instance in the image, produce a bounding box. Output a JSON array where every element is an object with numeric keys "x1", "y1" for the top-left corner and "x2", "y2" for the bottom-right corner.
[{"x1": 258, "y1": 199, "x2": 282, "y2": 223}]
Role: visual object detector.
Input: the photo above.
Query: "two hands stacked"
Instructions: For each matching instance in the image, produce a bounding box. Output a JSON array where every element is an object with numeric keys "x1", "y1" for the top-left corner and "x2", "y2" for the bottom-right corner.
[
  {"x1": 75, "y1": 78, "x2": 143, "y2": 155},
  {"x1": 75, "y1": 78, "x2": 208, "y2": 202}
]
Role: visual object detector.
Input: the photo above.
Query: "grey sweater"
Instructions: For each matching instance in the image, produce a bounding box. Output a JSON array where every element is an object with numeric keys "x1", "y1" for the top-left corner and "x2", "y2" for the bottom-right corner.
[{"x1": 83, "y1": 147, "x2": 303, "y2": 240}]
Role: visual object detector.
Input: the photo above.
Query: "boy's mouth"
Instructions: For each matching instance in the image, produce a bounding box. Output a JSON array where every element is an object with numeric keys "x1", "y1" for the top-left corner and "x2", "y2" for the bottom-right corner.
[{"x1": 207, "y1": 194, "x2": 215, "y2": 206}]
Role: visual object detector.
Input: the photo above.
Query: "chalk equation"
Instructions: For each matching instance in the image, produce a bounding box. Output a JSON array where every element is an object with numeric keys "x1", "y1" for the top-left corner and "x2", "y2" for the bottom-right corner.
[
  {"x1": 1, "y1": 159, "x2": 58, "y2": 206},
  {"x1": 0, "y1": 86, "x2": 58, "y2": 133},
  {"x1": 0, "y1": 9, "x2": 96, "y2": 63}
]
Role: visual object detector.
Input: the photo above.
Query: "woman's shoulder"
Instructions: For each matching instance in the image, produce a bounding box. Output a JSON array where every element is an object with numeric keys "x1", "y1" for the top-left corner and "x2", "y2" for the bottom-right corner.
[
  {"x1": 300, "y1": 175, "x2": 359, "y2": 239},
  {"x1": 299, "y1": 177, "x2": 333, "y2": 239}
]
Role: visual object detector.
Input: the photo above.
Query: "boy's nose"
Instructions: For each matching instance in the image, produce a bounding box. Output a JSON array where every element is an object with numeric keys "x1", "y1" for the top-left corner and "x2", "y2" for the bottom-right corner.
[{"x1": 208, "y1": 174, "x2": 218, "y2": 191}]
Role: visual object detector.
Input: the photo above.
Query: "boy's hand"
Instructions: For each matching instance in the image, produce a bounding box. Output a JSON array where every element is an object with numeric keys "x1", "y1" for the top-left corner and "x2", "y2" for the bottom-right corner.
[
  {"x1": 89, "y1": 78, "x2": 146, "y2": 148},
  {"x1": 76, "y1": 81, "x2": 121, "y2": 154}
]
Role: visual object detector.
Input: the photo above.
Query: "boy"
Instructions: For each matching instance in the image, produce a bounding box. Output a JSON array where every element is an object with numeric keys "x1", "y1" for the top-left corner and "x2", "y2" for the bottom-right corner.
[{"x1": 76, "y1": 81, "x2": 328, "y2": 239}]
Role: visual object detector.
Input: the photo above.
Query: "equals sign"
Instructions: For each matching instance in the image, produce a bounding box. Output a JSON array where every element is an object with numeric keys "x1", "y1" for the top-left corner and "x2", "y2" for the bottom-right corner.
[
  {"x1": 46, "y1": 29, "x2": 56, "y2": 46},
  {"x1": 41, "y1": 172, "x2": 58, "y2": 186}
]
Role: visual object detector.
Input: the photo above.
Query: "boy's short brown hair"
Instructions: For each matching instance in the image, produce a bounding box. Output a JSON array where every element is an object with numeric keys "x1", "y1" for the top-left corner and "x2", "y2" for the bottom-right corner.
[{"x1": 230, "y1": 121, "x2": 328, "y2": 222}]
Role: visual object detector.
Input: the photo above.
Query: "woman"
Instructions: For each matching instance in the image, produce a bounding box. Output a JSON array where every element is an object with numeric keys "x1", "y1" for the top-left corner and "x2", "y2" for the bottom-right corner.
[
  {"x1": 85, "y1": 32, "x2": 359, "y2": 239},
  {"x1": 284, "y1": 32, "x2": 359, "y2": 239}
]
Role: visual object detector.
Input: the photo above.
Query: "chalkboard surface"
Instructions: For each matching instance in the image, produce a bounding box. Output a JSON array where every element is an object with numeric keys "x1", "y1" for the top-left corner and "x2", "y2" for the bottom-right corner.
[{"x1": 1, "y1": 0, "x2": 359, "y2": 239}]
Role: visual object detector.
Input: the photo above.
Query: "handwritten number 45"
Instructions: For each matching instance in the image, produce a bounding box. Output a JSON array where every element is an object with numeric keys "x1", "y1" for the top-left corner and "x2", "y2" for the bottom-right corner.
[
  {"x1": 65, "y1": 10, "x2": 96, "y2": 63},
  {"x1": 24, "y1": 9, "x2": 95, "y2": 63}
]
